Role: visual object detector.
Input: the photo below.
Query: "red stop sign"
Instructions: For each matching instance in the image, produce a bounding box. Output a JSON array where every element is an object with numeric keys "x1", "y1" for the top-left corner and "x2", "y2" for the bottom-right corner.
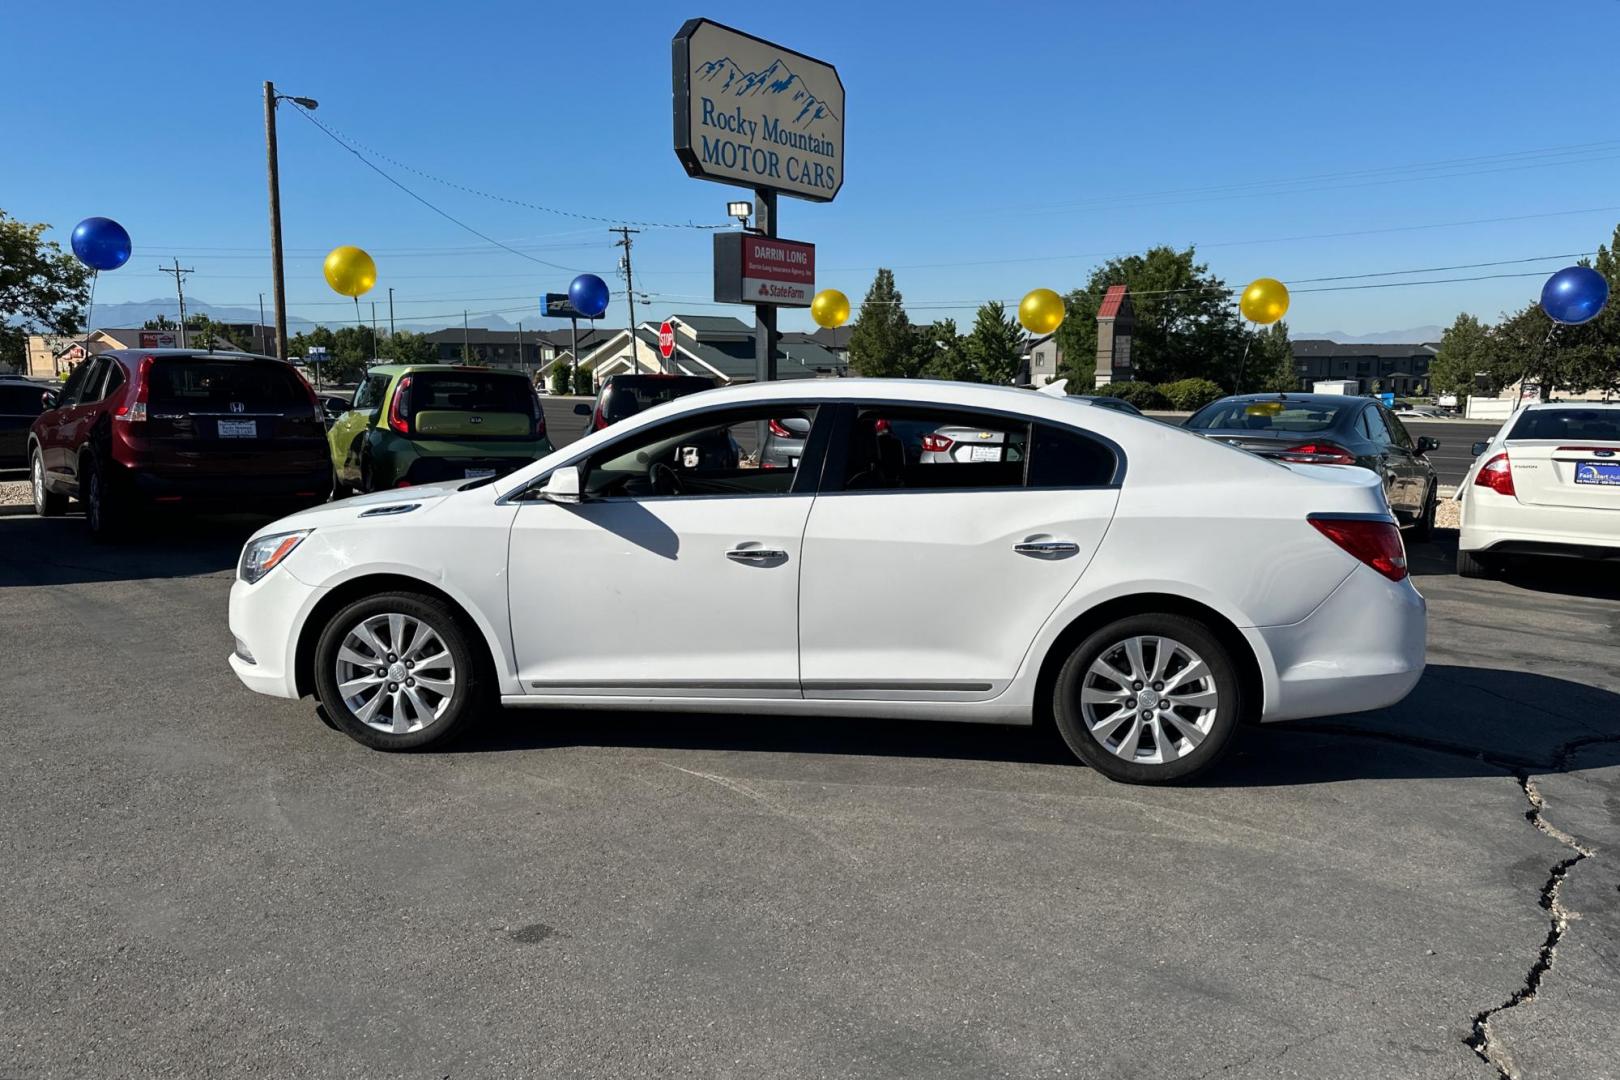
[{"x1": 658, "y1": 321, "x2": 675, "y2": 360}]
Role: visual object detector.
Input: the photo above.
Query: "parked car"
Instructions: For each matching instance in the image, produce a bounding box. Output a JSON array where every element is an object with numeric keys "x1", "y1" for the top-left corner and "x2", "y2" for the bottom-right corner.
[
  {"x1": 1076, "y1": 395, "x2": 1144, "y2": 416},
  {"x1": 228, "y1": 379, "x2": 1425, "y2": 785},
  {"x1": 28, "y1": 350, "x2": 332, "y2": 537},
  {"x1": 1455, "y1": 402, "x2": 1620, "y2": 577},
  {"x1": 1184, "y1": 393, "x2": 1441, "y2": 536},
  {"x1": 317, "y1": 394, "x2": 351, "y2": 428},
  {"x1": 1, "y1": 375, "x2": 52, "y2": 470},
  {"x1": 327, "y1": 365, "x2": 552, "y2": 494},
  {"x1": 573, "y1": 373, "x2": 718, "y2": 433}
]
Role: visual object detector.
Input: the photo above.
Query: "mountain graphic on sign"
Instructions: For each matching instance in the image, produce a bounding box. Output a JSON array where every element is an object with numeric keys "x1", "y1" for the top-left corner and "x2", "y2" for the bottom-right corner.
[{"x1": 695, "y1": 55, "x2": 839, "y2": 129}]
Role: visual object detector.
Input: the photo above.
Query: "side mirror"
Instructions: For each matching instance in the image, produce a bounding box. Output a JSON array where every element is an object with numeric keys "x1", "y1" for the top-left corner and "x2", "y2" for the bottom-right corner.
[
  {"x1": 1471, "y1": 441, "x2": 1489, "y2": 457},
  {"x1": 41, "y1": 390, "x2": 58, "y2": 410},
  {"x1": 539, "y1": 465, "x2": 582, "y2": 504},
  {"x1": 572, "y1": 402, "x2": 592, "y2": 416},
  {"x1": 1416, "y1": 436, "x2": 1440, "y2": 453}
]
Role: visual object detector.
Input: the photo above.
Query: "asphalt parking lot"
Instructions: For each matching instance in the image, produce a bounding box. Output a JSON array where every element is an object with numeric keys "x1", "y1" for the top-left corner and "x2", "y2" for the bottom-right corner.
[{"x1": 2, "y1": 500, "x2": 1616, "y2": 1079}]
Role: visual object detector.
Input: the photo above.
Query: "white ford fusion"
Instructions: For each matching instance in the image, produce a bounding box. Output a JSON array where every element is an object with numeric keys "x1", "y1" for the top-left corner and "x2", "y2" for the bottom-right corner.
[{"x1": 229, "y1": 379, "x2": 1425, "y2": 784}]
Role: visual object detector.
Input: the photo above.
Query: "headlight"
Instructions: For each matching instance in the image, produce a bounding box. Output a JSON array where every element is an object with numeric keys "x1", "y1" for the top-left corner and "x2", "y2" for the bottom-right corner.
[{"x1": 239, "y1": 530, "x2": 312, "y2": 584}]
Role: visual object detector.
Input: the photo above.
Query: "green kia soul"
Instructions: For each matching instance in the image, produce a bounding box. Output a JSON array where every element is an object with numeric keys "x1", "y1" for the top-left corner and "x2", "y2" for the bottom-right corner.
[{"x1": 328, "y1": 365, "x2": 553, "y2": 493}]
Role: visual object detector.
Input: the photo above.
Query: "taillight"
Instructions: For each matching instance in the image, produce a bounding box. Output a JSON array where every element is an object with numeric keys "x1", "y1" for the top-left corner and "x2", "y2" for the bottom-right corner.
[
  {"x1": 874, "y1": 418, "x2": 891, "y2": 435},
  {"x1": 920, "y1": 433, "x2": 955, "y2": 453},
  {"x1": 1309, "y1": 516, "x2": 1408, "y2": 582},
  {"x1": 1276, "y1": 442, "x2": 1356, "y2": 466},
  {"x1": 1474, "y1": 452, "x2": 1515, "y2": 497},
  {"x1": 768, "y1": 418, "x2": 792, "y2": 438},
  {"x1": 592, "y1": 404, "x2": 607, "y2": 430},
  {"x1": 532, "y1": 395, "x2": 547, "y2": 440},
  {"x1": 113, "y1": 355, "x2": 153, "y2": 423},
  {"x1": 388, "y1": 375, "x2": 412, "y2": 435}
]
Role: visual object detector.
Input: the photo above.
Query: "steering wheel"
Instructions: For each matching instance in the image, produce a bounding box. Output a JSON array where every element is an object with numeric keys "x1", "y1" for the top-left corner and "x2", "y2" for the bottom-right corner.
[{"x1": 649, "y1": 462, "x2": 684, "y2": 496}]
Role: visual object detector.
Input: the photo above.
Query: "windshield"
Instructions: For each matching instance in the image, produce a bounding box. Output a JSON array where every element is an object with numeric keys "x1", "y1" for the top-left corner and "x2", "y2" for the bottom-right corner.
[
  {"x1": 149, "y1": 359, "x2": 309, "y2": 410},
  {"x1": 1508, "y1": 408, "x2": 1620, "y2": 442},
  {"x1": 410, "y1": 371, "x2": 534, "y2": 412},
  {"x1": 1187, "y1": 399, "x2": 1346, "y2": 433},
  {"x1": 600, "y1": 377, "x2": 714, "y2": 422}
]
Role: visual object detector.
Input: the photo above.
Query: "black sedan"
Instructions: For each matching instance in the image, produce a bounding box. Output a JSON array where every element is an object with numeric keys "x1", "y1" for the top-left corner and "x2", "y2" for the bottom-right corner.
[
  {"x1": 0, "y1": 376, "x2": 52, "y2": 470},
  {"x1": 1184, "y1": 393, "x2": 1441, "y2": 536}
]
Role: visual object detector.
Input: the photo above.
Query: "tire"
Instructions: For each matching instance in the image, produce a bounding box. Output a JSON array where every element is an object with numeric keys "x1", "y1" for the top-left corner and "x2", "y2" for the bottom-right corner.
[
  {"x1": 359, "y1": 453, "x2": 376, "y2": 494},
  {"x1": 1409, "y1": 484, "x2": 1437, "y2": 542},
  {"x1": 1456, "y1": 548, "x2": 1495, "y2": 579},
  {"x1": 81, "y1": 457, "x2": 125, "y2": 541},
  {"x1": 313, "y1": 591, "x2": 489, "y2": 751},
  {"x1": 1052, "y1": 613, "x2": 1245, "y2": 784},
  {"x1": 31, "y1": 449, "x2": 67, "y2": 517}
]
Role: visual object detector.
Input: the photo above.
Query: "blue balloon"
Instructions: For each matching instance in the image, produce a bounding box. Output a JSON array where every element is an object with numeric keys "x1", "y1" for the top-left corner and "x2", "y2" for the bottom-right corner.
[
  {"x1": 1540, "y1": 265, "x2": 1608, "y2": 326},
  {"x1": 569, "y1": 273, "x2": 610, "y2": 319},
  {"x1": 70, "y1": 217, "x2": 132, "y2": 271}
]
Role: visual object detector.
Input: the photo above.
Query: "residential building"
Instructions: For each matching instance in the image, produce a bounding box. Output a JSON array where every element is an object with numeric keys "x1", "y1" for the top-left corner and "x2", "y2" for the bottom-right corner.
[
  {"x1": 567, "y1": 314, "x2": 846, "y2": 389},
  {"x1": 417, "y1": 327, "x2": 613, "y2": 373},
  {"x1": 1291, "y1": 340, "x2": 1437, "y2": 396},
  {"x1": 24, "y1": 328, "x2": 249, "y2": 378}
]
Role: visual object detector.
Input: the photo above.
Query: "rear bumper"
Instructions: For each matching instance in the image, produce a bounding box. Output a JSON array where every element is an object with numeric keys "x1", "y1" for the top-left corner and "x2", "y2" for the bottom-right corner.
[
  {"x1": 1248, "y1": 566, "x2": 1427, "y2": 723},
  {"x1": 1460, "y1": 491, "x2": 1620, "y2": 555},
  {"x1": 399, "y1": 450, "x2": 548, "y2": 486},
  {"x1": 121, "y1": 462, "x2": 331, "y2": 504}
]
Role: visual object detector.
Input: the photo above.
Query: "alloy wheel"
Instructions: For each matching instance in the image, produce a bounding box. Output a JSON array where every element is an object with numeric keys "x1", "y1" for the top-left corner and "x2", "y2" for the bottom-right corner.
[
  {"x1": 1078, "y1": 635, "x2": 1219, "y2": 765},
  {"x1": 32, "y1": 456, "x2": 44, "y2": 512},
  {"x1": 333, "y1": 612, "x2": 457, "y2": 734},
  {"x1": 86, "y1": 470, "x2": 101, "y2": 532}
]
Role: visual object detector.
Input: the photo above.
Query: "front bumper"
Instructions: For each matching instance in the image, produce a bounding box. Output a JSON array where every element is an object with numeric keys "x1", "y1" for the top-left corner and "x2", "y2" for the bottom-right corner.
[
  {"x1": 227, "y1": 566, "x2": 327, "y2": 699},
  {"x1": 1249, "y1": 565, "x2": 1427, "y2": 723}
]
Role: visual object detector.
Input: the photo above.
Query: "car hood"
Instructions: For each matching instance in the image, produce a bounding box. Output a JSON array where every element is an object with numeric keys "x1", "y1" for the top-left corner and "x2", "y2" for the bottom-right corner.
[{"x1": 244, "y1": 482, "x2": 466, "y2": 541}]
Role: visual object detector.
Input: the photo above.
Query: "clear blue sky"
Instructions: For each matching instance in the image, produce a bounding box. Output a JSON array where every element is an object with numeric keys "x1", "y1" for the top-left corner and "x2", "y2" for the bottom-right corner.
[{"x1": 4, "y1": 0, "x2": 1618, "y2": 338}]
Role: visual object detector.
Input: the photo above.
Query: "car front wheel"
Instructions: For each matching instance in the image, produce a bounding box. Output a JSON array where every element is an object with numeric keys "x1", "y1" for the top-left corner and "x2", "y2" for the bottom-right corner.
[
  {"x1": 313, "y1": 591, "x2": 488, "y2": 751},
  {"x1": 1052, "y1": 614, "x2": 1244, "y2": 784}
]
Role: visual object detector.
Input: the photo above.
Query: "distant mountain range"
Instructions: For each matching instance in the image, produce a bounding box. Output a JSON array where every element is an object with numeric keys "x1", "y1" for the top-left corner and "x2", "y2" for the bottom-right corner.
[
  {"x1": 695, "y1": 55, "x2": 839, "y2": 128},
  {"x1": 84, "y1": 298, "x2": 526, "y2": 334},
  {"x1": 1294, "y1": 326, "x2": 1444, "y2": 344}
]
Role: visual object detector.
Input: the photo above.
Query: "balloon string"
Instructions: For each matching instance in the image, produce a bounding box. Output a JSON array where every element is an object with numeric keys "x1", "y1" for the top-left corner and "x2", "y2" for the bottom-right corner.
[
  {"x1": 79, "y1": 270, "x2": 99, "y2": 372},
  {"x1": 1234, "y1": 323, "x2": 1254, "y2": 394}
]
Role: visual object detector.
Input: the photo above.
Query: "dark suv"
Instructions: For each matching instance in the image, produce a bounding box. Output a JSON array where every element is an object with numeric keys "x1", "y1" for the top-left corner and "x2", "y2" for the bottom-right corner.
[
  {"x1": 29, "y1": 349, "x2": 332, "y2": 538},
  {"x1": 574, "y1": 373, "x2": 719, "y2": 432}
]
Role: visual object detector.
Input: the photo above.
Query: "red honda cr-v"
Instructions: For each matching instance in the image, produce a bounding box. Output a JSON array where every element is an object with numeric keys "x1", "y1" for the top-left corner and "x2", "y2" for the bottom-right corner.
[{"x1": 28, "y1": 349, "x2": 333, "y2": 538}]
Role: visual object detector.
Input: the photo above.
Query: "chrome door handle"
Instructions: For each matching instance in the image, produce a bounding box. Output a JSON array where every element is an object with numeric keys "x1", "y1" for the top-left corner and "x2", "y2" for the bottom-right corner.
[
  {"x1": 1014, "y1": 540, "x2": 1079, "y2": 557},
  {"x1": 727, "y1": 548, "x2": 788, "y2": 563}
]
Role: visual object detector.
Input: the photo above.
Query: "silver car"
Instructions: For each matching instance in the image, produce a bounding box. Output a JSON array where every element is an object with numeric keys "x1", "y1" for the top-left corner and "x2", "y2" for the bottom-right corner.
[{"x1": 918, "y1": 424, "x2": 1026, "y2": 465}]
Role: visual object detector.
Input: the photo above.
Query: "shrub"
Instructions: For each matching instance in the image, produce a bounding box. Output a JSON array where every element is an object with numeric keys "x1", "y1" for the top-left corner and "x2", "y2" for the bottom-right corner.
[
  {"x1": 549, "y1": 364, "x2": 572, "y2": 396},
  {"x1": 1099, "y1": 381, "x2": 1170, "y2": 410},
  {"x1": 1159, "y1": 378, "x2": 1225, "y2": 412},
  {"x1": 573, "y1": 365, "x2": 595, "y2": 396}
]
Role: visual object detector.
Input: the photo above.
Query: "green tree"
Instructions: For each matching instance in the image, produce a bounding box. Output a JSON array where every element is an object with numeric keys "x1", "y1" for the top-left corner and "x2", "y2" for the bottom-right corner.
[
  {"x1": 381, "y1": 329, "x2": 437, "y2": 365},
  {"x1": 1430, "y1": 313, "x2": 1492, "y2": 397},
  {"x1": 847, "y1": 268, "x2": 917, "y2": 377},
  {"x1": 964, "y1": 301, "x2": 1025, "y2": 385},
  {"x1": 143, "y1": 314, "x2": 177, "y2": 330},
  {"x1": 1054, "y1": 245, "x2": 1246, "y2": 387},
  {"x1": 918, "y1": 318, "x2": 973, "y2": 380},
  {"x1": 0, "y1": 210, "x2": 92, "y2": 371},
  {"x1": 1240, "y1": 321, "x2": 1296, "y2": 393}
]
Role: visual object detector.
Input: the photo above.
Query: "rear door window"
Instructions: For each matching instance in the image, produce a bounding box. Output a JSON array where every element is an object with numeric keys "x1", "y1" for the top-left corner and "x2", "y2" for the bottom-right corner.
[
  {"x1": 0, "y1": 385, "x2": 46, "y2": 415},
  {"x1": 1028, "y1": 423, "x2": 1118, "y2": 487},
  {"x1": 1381, "y1": 406, "x2": 1414, "y2": 449},
  {"x1": 840, "y1": 406, "x2": 1027, "y2": 491},
  {"x1": 149, "y1": 359, "x2": 308, "y2": 411},
  {"x1": 1508, "y1": 409, "x2": 1620, "y2": 441}
]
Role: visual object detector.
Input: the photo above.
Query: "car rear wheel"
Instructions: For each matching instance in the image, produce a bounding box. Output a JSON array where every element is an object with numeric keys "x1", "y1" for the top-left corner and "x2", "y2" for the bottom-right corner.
[
  {"x1": 82, "y1": 458, "x2": 124, "y2": 541},
  {"x1": 313, "y1": 591, "x2": 488, "y2": 751},
  {"x1": 1052, "y1": 614, "x2": 1244, "y2": 784},
  {"x1": 1409, "y1": 484, "x2": 1437, "y2": 542},
  {"x1": 31, "y1": 450, "x2": 66, "y2": 517},
  {"x1": 1456, "y1": 548, "x2": 1496, "y2": 579}
]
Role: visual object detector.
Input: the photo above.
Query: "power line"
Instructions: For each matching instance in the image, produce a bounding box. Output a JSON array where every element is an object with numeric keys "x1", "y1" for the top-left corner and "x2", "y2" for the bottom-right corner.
[{"x1": 288, "y1": 105, "x2": 730, "y2": 231}]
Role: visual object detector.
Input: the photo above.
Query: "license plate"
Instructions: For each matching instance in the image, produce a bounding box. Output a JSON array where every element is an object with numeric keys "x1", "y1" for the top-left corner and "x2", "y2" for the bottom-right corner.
[
  {"x1": 217, "y1": 419, "x2": 257, "y2": 438},
  {"x1": 1574, "y1": 461, "x2": 1620, "y2": 486},
  {"x1": 968, "y1": 445, "x2": 1002, "y2": 462},
  {"x1": 464, "y1": 468, "x2": 496, "y2": 480}
]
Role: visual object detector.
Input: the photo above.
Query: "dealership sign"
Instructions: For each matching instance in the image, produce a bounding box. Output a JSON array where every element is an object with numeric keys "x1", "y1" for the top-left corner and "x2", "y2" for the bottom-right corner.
[
  {"x1": 672, "y1": 19, "x2": 845, "y2": 202},
  {"x1": 713, "y1": 233, "x2": 815, "y2": 307},
  {"x1": 139, "y1": 331, "x2": 178, "y2": 348}
]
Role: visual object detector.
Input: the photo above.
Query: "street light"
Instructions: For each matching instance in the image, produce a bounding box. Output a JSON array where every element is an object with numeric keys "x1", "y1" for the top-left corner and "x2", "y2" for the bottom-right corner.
[
  {"x1": 727, "y1": 200, "x2": 753, "y2": 229},
  {"x1": 264, "y1": 82, "x2": 318, "y2": 364}
]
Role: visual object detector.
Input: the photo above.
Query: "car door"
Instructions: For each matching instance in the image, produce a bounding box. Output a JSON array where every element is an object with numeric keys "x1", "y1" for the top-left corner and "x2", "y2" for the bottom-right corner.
[
  {"x1": 44, "y1": 358, "x2": 107, "y2": 485},
  {"x1": 0, "y1": 384, "x2": 45, "y2": 467},
  {"x1": 329, "y1": 374, "x2": 387, "y2": 486},
  {"x1": 1357, "y1": 403, "x2": 1411, "y2": 519},
  {"x1": 506, "y1": 401, "x2": 827, "y2": 696},
  {"x1": 1381, "y1": 406, "x2": 1431, "y2": 511},
  {"x1": 797, "y1": 403, "x2": 1121, "y2": 701}
]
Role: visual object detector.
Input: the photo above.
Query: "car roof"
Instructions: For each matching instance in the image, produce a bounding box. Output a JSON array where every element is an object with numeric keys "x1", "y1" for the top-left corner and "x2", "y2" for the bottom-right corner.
[
  {"x1": 1522, "y1": 400, "x2": 1620, "y2": 410},
  {"x1": 366, "y1": 364, "x2": 529, "y2": 377},
  {"x1": 1207, "y1": 392, "x2": 1368, "y2": 409},
  {"x1": 99, "y1": 348, "x2": 278, "y2": 362}
]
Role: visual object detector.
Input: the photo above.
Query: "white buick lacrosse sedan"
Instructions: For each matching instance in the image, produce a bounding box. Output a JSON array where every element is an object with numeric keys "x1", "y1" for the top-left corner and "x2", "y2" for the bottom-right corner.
[{"x1": 228, "y1": 379, "x2": 1425, "y2": 784}]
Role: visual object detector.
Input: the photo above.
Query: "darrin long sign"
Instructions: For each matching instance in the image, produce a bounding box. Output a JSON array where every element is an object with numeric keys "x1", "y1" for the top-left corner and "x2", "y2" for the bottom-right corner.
[{"x1": 672, "y1": 18, "x2": 845, "y2": 202}]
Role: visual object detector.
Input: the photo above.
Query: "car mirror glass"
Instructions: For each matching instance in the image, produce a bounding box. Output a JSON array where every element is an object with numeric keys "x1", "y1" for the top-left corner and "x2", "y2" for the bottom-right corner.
[
  {"x1": 539, "y1": 465, "x2": 582, "y2": 504},
  {"x1": 1471, "y1": 441, "x2": 1489, "y2": 457},
  {"x1": 42, "y1": 390, "x2": 59, "y2": 409},
  {"x1": 573, "y1": 402, "x2": 592, "y2": 416}
]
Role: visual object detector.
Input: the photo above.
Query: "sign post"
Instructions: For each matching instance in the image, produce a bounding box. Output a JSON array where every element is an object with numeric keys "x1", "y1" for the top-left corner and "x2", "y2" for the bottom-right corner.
[
  {"x1": 545, "y1": 292, "x2": 589, "y2": 390},
  {"x1": 672, "y1": 18, "x2": 844, "y2": 385}
]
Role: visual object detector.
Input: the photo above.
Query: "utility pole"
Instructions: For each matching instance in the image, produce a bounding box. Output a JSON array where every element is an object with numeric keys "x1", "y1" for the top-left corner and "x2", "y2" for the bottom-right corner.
[
  {"x1": 159, "y1": 259, "x2": 195, "y2": 348},
  {"x1": 463, "y1": 310, "x2": 471, "y2": 364},
  {"x1": 258, "y1": 293, "x2": 266, "y2": 354},
  {"x1": 264, "y1": 81, "x2": 289, "y2": 362},
  {"x1": 371, "y1": 301, "x2": 379, "y2": 360},
  {"x1": 387, "y1": 286, "x2": 395, "y2": 337},
  {"x1": 611, "y1": 227, "x2": 642, "y2": 372},
  {"x1": 516, "y1": 322, "x2": 525, "y2": 382}
]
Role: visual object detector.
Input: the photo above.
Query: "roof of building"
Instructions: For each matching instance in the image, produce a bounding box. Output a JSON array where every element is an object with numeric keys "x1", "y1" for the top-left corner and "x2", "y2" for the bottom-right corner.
[
  {"x1": 1291, "y1": 339, "x2": 1439, "y2": 358},
  {"x1": 669, "y1": 314, "x2": 754, "y2": 337},
  {"x1": 1097, "y1": 285, "x2": 1128, "y2": 320},
  {"x1": 780, "y1": 326, "x2": 852, "y2": 350}
]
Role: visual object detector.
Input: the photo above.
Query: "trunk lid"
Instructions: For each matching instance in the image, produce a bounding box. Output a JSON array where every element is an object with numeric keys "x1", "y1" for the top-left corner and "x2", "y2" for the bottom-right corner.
[
  {"x1": 399, "y1": 370, "x2": 541, "y2": 441},
  {"x1": 1500, "y1": 407, "x2": 1620, "y2": 511},
  {"x1": 141, "y1": 357, "x2": 326, "y2": 474}
]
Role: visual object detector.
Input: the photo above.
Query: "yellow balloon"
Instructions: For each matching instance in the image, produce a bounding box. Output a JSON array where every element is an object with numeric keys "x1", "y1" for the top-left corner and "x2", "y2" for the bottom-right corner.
[
  {"x1": 811, "y1": 288, "x2": 851, "y2": 329},
  {"x1": 323, "y1": 245, "x2": 377, "y2": 298},
  {"x1": 1018, "y1": 288, "x2": 1065, "y2": 334},
  {"x1": 1240, "y1": 277, "x2": 1289, "y2": 325}
]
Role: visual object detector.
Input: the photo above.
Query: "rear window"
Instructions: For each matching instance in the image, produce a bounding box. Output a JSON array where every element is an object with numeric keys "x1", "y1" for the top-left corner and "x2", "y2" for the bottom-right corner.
[
  {"x1": 410, "y1": 371, "x2": 533, "y2": 412},
  {"x1": 148, "y1": 360, "x2": 308, "y2": 409},
  {"x1": 1187, "y1": 399, "x2": 1345, "y2": 433},
  {"x1": 600, "y1": 376, "x2": 715, "y2": 422},
  {"x1": 1508, "y1": 408, "x2": 1620, "y2": 442}
]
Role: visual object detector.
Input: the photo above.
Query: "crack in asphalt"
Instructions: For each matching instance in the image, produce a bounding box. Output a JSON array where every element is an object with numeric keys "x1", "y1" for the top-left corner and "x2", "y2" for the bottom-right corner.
[{"x1": 1291, "y1": 724, "x2": 1619, "y2": 1080}]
